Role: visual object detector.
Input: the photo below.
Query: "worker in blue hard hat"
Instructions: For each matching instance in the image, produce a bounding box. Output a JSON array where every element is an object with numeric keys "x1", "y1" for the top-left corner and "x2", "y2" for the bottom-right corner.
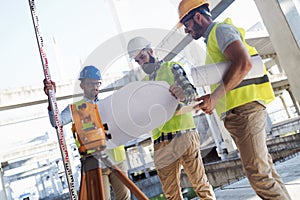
[
  {"x1": 78, "y1": 65, "x2": 102, "y2": 100},
  {"x1": 43, "y1": 65, "x2": 130, "y2": 200}
]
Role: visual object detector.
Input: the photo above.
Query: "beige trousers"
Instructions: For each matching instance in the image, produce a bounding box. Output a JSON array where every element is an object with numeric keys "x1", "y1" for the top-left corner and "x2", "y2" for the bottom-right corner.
[
  {"x1": 224, "y1": 101, "x2": 291, "y2": 200},
  {"x1": 154, "y1": 130, "x2": 215, "y2": 200},
  {"x1": 102, "y1": 161, "x2": 131, "y2": 200}
]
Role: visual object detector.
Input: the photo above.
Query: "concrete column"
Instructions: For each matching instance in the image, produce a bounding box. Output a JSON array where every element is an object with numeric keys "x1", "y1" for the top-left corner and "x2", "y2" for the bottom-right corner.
[
  {"x1": 274, "y1": 56, "x2": 284, "y2": 73},
  {"x1": 0, "y1": 168, "x2": 7, "y2": 200},
  {"x1": 205, "y1": 113, "x2": 227, "y2": 160},
  {"x1": 287, "y1": 88, "x2": 300, "y2": 116},
  {"x1": 211, "y1": 111, "x2": 238, "y2": 158},
  {"x1": 254, "y1": 0, "x2": 300, "y2": 102},
  {"x1": 279, "y1": 95, "x2": 291, "y2": 118},
  {"x1": 137, "y1": 146, "x2": 150, "y2": 178}
]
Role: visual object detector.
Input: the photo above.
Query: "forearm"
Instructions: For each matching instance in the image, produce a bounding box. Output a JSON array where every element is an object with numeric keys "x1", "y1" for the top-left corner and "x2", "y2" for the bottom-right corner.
[
  {"x1": 211, "y1": 61, "x2": 251, "y2": 103},
  {"x1": 48, "y1": 105, "x2": 72, "y2": 127},
  {"x1": 213, "y1": 40, "x2": 252, "y2": 98},
  {"x1": 223, "y1": 60, "x2": 251, "y2": 92}
]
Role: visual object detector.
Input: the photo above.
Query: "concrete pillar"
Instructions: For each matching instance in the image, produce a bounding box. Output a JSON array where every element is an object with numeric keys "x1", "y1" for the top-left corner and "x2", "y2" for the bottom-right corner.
[
  {"x1": 274, "y1": 56, "x2": 284, "y2": 73},
  {"x1": 35, "y1": 175, "x2": 42, "y2": 199},
  {"x1": 279, "y1": 95, "x2": 291, "y2": 118},
  {"x1": 254, "y1": 0, "x2": 300, "y2": 103},
  {"x1": 137, "y1": 146, "x2": 150, "y2": 178},
  {"x1": 205, "y1": 113, "x2": 227, "y2": 160},
  {"x1": 0, "y1": 168, "x2": 7, "y2": 200},
  {"x1": 211, "y1": 111, "x2": 238, "y2": 158},
  {"x1": 287, "y1": 88, "x2": 300, "y2": 116}
]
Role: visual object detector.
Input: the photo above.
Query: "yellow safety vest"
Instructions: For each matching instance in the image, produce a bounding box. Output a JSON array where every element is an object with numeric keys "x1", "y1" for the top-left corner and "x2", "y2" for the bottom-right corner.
[
  {"x1": 72, "y1": 99, "x2": 126, "y2": 162},
  {"x1": 143, "y1": 61, "x2": 196, "y2": 140},
  {"x1": 206, "y1": 18, "x2": 275, "y2": 116}
]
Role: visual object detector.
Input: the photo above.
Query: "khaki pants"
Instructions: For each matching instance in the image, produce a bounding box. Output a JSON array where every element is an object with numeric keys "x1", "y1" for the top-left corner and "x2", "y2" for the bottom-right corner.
[
  {"x1": 224, "y1": 101, "x2": 291, "y2": 200},
  {"x1": 154, "y1": 130, "x2": 215, "y2": 200},
  {"x1": 102, "y1": 161, "x2": 131, "y2": 200}
]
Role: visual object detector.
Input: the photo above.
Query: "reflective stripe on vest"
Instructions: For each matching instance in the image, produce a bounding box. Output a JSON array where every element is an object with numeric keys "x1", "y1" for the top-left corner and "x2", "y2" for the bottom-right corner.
[
  {"x1": 144, "y1": 61, "x2": 196, "y2": 140},
  {"x1": 234, "y1": 74, "x2": 269, "y2": 90},
  {"x1": 206, "y1": 18, "x2": 275, "y2": 116}
]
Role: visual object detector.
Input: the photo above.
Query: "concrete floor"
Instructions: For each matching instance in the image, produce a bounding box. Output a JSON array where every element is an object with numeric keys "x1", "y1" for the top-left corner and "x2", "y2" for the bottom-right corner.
[{"x1": 213, "y1": 153, "x2": 300, "y2": 200}]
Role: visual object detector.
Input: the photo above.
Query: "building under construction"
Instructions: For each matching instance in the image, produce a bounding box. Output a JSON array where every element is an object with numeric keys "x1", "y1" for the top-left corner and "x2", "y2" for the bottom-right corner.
[{"x1": 1, "y1": 0, "x2": 300, "y2": 199}]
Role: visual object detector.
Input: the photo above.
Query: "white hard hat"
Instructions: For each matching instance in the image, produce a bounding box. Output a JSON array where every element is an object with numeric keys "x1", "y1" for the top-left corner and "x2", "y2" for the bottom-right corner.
[{"x1": 127, "y1": 36, "x2": 151, "y2": 59}]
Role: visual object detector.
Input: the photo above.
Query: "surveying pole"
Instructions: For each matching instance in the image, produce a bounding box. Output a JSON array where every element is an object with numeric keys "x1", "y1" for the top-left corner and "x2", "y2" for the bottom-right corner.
[{"x1": 28, "y1": 0, "x2": 78, "y2": 199}]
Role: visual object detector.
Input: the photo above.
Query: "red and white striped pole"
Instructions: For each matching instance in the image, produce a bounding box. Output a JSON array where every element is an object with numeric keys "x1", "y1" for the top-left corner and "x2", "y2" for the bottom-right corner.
[{"x1": 28, "y1": 1, "x2": 78, "y2": 199}]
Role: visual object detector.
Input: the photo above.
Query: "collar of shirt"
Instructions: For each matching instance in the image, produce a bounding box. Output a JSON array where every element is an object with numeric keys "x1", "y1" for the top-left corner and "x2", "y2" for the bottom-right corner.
[
  {"x1": 83, "y1": 96, "x2": 98, "y2": 104},
  {"x1": 149, "y1": 60, "x2": 163, "y2": 80},
  {"x1": 204, "y1": 22, "x2": 217, "y2": 44}
]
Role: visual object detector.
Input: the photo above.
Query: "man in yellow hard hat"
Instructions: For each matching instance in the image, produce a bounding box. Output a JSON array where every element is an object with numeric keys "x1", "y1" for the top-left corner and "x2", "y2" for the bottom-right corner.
[
  {"x1": 127, "y1": 36, "x2": 216, "y2": 200},
  {"x1": 177, "y1": 0, "x2": 291, "y2": 199}
]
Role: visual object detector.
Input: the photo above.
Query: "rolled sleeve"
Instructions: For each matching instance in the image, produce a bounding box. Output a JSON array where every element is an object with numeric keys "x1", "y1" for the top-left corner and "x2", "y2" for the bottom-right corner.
[
  {"x1": 216, "y1": 23, "x2": 242, "y2": 53},
  {"x1": 171, "y1": 63, "x2": 198, "y2": 104}
]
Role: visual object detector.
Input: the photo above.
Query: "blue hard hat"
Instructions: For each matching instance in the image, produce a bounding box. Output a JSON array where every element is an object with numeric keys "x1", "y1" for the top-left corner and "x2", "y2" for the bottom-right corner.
[{"x1": 79, "y1": 65, "x2": 102, "y2": 80}]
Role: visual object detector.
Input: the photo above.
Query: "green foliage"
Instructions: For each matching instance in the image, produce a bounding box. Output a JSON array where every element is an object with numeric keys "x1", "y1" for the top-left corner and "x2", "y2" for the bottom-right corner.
[
  {"x1": 149, "y1": 188, "x2": 198, "y2": 200},
  {"x1": 150, "y1": 193, "x2": 166, "y2": 200}
]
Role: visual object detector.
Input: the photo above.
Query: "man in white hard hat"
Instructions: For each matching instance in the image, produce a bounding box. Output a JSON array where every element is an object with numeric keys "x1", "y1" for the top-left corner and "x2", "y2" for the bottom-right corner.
[
  {"x1": 178, "y1": 0, "x2": 291, "y2": 199},
  {"x1": 43, "y1": 65, "x2": 131, "y2": 200},
  {"x1": 127, "y1": 36, "x2": 215, "y2": 200}
]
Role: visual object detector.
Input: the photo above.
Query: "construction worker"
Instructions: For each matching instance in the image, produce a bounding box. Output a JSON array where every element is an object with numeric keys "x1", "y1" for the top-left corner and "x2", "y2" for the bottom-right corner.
[
  {"x1": 43, "y1": 65, "x2": 131, "y2": 200},
  {"x1": 178, "y1": 0, "x2": 291, "y2": 199},
  {"x1": 127, "y1": 37, "x2": 215, "y2": 200}
]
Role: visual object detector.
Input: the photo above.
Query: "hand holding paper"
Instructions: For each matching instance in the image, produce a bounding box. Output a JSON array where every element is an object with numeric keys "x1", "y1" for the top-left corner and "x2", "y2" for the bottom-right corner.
[{"x1": 191, "y1": 55, "x2": 264, "y2": 87}]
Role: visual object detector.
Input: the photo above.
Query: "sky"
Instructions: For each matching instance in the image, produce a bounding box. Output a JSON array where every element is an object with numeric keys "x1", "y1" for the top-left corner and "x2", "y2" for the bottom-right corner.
[
  {"x1": 0, "y1": 0, "x2": 269, "y2": 156},
  {"x1": 0, "y1": 0, "x2": 117, "y2": 90},
  {"x1": 0, "y1": 0, "x2": 263, "y2": 90},
  {"x1": 0, "y1": 0, "x2": 183, "y2": 91}
]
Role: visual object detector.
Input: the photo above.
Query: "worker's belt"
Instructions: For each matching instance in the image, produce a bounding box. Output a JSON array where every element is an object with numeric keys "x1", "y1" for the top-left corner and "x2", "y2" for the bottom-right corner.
[{"x1": 154, "y1": 128, "x2": 196, "y2": 145}]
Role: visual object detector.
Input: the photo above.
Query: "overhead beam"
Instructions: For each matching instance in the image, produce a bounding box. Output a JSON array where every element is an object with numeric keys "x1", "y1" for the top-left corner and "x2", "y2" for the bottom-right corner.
[
  {"x1": 163, "y1": 0, "x2": 235, "y2": 61},
  {"x1": 0, "y1": 86, "x2": 122, "y2": 112}
]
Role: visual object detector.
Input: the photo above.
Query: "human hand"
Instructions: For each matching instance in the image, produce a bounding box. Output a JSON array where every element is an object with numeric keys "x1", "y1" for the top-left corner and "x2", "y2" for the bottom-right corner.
[
  {"x1": 193, "y1": 94, "x2": 215, "y2": 115},
  {"x1": 43, "y1": 79, "x2": 56, "y2": 96},
  {"x1": 169, "y1": 85, "x2": 185, "y2": 102}
]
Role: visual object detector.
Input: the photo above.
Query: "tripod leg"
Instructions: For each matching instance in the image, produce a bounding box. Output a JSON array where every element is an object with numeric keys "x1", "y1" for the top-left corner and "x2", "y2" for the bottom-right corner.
[
  {"x1": 79, "y1": 172, "x2": 87, "y2": 199},
  {"x1": 79, "y1": 156, "x2": 106, "y2": 200},
  {"x1": 111, "y1": 165, "x2": 148, "y2": 200},
  {"x1": 85, "y1": 168, "x2": 105, "y2": 200}
]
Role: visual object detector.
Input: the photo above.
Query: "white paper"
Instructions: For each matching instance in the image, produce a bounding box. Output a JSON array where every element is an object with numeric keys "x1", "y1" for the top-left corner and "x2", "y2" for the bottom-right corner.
[
  {"x1": 97, "y1": 81, "x2": 178, "y2": 148},
  {"x1": 191, "y1": 55, "x2": 265, "y2": 87}
]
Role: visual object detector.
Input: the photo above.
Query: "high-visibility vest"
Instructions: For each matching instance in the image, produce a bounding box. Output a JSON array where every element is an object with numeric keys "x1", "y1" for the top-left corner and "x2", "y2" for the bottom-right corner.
[
  {"x1": 143, "y1": 61, "x2": 196, "y2": 140},
  {"x1": 206, "y1": 18, "x2": 275, "y2": 116},
  {"x1": 72, "y1": 99, "x2": 126, "y2": 162}
]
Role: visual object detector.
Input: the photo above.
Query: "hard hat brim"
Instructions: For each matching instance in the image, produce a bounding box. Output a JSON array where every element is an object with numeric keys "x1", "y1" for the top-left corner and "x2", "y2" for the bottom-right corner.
[{"x1": 177, "y1": 1, "x2": 210, "y2": 29}]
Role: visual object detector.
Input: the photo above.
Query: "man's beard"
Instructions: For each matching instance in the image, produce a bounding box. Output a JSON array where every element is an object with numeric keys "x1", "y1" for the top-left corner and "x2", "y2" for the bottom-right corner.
[
  {"x1": 87, "y1": 90, "x2": 98, "y2": 100},
  {"x1": 142, "y1": 53, "x2": 157, "y2": 74},
  {"x1": 192, "y1": 20, "x2": 203, "y2": 40}
]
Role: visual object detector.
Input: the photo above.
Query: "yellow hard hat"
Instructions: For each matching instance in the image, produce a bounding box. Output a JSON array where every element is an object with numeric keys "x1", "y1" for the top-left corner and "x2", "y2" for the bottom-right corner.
[{"x1": 177, "y1": 0, "x2": 210, "y2": 27}]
